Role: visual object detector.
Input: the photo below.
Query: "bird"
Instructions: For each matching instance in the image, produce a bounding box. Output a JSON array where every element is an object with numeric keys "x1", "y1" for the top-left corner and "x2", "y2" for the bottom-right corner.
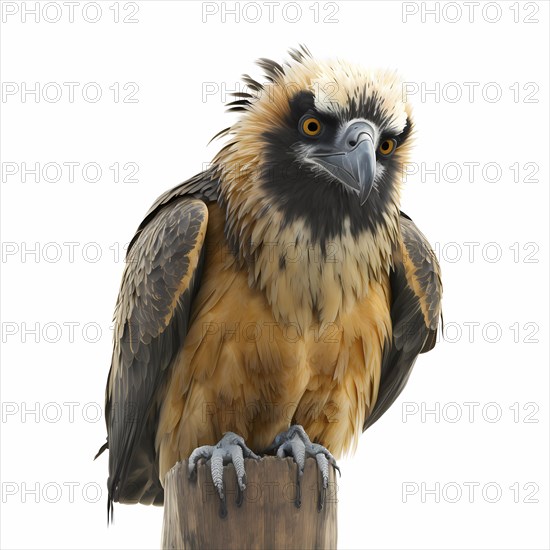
[{"x1": 97, "y1": 46, "x2": 443, "y2": 519}]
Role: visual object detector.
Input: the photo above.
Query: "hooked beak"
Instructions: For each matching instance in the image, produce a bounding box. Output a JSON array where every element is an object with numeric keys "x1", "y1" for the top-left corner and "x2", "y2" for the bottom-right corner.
[{"x1": 309, "y1": 120, "x2": 376, "y2": 205}]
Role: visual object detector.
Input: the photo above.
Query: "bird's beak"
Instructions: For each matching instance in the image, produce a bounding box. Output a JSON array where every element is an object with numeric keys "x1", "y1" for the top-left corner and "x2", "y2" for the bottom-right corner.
[{"x1": 310, "y1": 120, "x2": 376, "y2": 205}]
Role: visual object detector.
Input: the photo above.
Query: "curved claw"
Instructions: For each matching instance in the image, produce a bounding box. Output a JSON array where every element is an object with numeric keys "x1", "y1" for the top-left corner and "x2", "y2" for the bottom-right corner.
[
  {"x1": 235, "y1": 483, "x2": 244, "y2": 507},
  {"x1": 267, "y1": 425, "x2": 340, "y2": 510},
  {"x1": 187, "y1": 432, "x2": 259, "y2": 517}
]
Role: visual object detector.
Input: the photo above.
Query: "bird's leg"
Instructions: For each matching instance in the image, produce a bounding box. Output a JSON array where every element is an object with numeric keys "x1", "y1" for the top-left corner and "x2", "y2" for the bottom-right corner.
[
  {"x1": 264, "y1": 425, "x2": 340, "y2": 510},
  {"x1": 188, "y1": 432, "x2": 259, "y2": 518}
]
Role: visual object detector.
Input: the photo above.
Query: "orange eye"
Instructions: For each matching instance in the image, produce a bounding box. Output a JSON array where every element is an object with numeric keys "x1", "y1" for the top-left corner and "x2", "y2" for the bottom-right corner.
[
  {"x1": 301, "y1": 116, "x2": 322, "y2": 137},
  {"x1": 378, "y1": 138, "x2": 396, "y2": 156}
]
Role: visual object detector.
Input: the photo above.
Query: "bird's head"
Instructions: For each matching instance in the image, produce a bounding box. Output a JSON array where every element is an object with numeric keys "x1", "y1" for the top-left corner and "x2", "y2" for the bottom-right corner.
[{"x1": 214, "y1": 46, "x2": 414, "y2": 267}]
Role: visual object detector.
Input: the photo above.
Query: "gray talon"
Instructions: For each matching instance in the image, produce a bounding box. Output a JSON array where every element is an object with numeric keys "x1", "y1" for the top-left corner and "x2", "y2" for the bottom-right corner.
[
  {"x1": 315, "y1": 453, "x2": 330, "y2": 488},
  {"x1": 187, "y1": 432, "x2": 259, "y2": 510},
  {"x1": 266, "y1": 425, "x2": 340, "y2": 508}
]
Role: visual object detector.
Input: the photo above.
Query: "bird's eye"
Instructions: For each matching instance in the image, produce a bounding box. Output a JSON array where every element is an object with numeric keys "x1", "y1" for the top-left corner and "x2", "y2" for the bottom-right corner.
[
  {"x1": 378, "y1": 138, "x2": 396, "y2": 156},
  {"x1": 300, "y1": 116, "x2": 322, "y2": 137}
]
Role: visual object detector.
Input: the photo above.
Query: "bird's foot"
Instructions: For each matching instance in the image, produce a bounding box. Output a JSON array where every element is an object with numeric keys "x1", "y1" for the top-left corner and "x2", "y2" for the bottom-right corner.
[
  {"x1": 266, "y1": 425, "x2": 340, "y2": 510},
  {"x1": 188, "y1": 432, "x2": 259, "y2": 517}
]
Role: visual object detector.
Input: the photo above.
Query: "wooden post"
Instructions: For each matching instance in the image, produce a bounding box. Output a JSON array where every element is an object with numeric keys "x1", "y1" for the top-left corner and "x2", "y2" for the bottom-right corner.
[{"x1": 161, "y1": 456, "x2": 338, "y2": 550}]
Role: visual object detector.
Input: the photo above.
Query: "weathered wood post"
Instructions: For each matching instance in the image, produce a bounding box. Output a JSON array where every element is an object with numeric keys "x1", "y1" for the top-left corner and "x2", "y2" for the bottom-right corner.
[{"x1": 161, "y1": 456, "x2": 338, "y2": 549}]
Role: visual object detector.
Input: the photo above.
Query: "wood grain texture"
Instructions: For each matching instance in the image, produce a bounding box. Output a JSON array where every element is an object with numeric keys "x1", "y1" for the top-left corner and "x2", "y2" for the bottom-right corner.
[{"x1": 162, "y1": 457, "x2": 338, "y2": 550}]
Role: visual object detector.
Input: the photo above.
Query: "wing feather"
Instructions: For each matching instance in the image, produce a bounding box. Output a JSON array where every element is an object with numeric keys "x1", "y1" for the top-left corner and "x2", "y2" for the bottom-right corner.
[
  {"x1": 364, "y1": 213, "x2": 442, "y2": 429},
  {"x1": 99, "y1": 172, "x2": 218, "y2": 516}
]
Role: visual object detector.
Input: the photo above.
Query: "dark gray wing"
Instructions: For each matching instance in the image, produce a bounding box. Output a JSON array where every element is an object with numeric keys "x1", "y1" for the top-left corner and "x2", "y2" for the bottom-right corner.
[
  {"x1": 364, "y1": 212, "x2": 442, "y2": 429},
  {"x1": 98, "y1": 171, "x2": 218, "y2": 518}
]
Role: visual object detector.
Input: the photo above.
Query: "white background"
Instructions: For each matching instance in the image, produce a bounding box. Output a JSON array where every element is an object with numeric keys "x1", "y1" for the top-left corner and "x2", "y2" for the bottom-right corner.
[{"x1": 1, "y1": 1, "x2": 549, "y2": 549}]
